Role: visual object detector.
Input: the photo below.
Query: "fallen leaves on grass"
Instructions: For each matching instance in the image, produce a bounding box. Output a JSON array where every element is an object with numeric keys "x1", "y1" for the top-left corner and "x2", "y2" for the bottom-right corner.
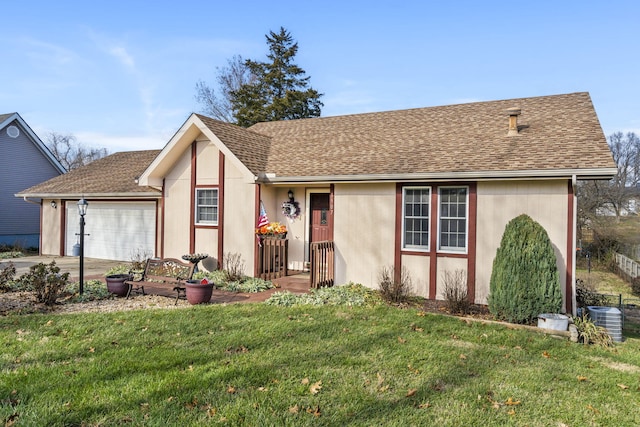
[
  {"x1": 406, "y1": 388, "x2": 417, "y2": 397},
  {"x1": 586, "y1": 404, "x2": 599, "y2": 414},
  {"x1": 306, "y1": 406, "x2": 321, "y2": 417},
  {"x1": 310, "y1": 381, "x2": 322, "y2": 395},
  {"x1": 504, "y1": 397, "x2": 521, "y2": 406},
  {"x1": 376, "y1": 372, "x2": 389, "y2": 392}
]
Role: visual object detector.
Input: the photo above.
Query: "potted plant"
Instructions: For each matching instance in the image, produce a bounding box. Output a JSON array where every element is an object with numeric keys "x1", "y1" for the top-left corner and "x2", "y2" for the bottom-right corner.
[
  {"x1": 255, "y1": 222, "x2": 288, "y2": 240},
  {"x1": 184, "y1": 278, "x2": 215, "y2": 304},
  {"x1": 104, "y1": 264, "x2": 133, "y2": 297}
]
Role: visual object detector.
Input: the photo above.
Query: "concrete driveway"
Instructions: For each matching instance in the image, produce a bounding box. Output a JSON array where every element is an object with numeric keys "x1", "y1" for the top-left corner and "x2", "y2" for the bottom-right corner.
[{"x1": 1, "y1": 256, "x2": 124, "y2": 282}]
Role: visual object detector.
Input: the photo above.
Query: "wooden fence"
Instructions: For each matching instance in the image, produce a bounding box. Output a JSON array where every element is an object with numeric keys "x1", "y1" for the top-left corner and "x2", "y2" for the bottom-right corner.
[
  {"x1": 615, "y1": 252, "x2": 640, "y2": 279},
  {"x1": 258, "y1": 238, "x2": 288, "y2": 280},
  {"x1": 310, "y1": 241, "x2": 334, "y2": 288}
]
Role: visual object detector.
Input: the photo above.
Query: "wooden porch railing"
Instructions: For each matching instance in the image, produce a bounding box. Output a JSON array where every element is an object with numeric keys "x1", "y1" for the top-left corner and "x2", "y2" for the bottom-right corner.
[
  {"x1": 258, "y1": 238, "x2": 288, "y2": 280},
  {"x1": 310, "y1": 240, "x2": 334, "y2": 288}
]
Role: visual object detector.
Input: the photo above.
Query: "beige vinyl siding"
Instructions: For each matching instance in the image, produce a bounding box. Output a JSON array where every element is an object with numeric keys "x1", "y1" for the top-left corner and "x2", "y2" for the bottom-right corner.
[
  {"x1": 191, "y1": 140, "x2": 220, "y2": 259},
  {"x1": 40, "y1": 199, "x2": 62, "y2": 255},
  {"x1": 435, "y1": 257, "x2": 467, "y2": 300},
  {"x1": 162, "y1": 146, "x2": 192, "y2": 259},
  {"x1": 401, "y1": 254, "x2": 430, "y2": 297},
  {"x1": 475, "y1": 179, "x2": 569, "y2": 306},
  {"x1": 195, "y1": 139, "x2": 220, "y2": 185},
  {"x1": 222, "y1": 155, "x2": 257, "y2": 273},
  {"x1": 333, "y1": 183, "x2": 396, "y2": 288}
]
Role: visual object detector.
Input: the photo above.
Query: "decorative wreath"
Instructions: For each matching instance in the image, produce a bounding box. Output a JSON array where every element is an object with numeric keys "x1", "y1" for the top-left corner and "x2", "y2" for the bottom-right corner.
[{"x1": 282, "y1": 201, "x2": 301, "y2": 219}]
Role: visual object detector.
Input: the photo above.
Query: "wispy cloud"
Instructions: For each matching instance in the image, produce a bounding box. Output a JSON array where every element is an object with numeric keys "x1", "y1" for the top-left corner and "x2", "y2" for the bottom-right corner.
[
  {"x1": 74, "y1": 130, "x2": 167, "y2": 153},
  {"x1": 108, "y1": 45, "x2": 136, "y2": 71},
  {"x1": 20, "y1": 37, "x2": 78, "y2": 66}
]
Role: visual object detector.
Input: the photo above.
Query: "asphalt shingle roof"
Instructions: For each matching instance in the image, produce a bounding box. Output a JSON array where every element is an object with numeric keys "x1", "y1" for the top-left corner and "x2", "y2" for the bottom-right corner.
[
  {"x1": 17, "y1": 150, "x2": 161, "y2": 197},
  {"x1": 0, "y1": 113, "x2": 15, "y2": 125},
  {"x1": 195, "y1": 114, "x2": 271, "y2": 175},
  {"x1": 247, "y1": 92, "x2": 615, "y2": 179},
  {"x1": 18, "y1": 92, "x2": 616, "y2": 196}
]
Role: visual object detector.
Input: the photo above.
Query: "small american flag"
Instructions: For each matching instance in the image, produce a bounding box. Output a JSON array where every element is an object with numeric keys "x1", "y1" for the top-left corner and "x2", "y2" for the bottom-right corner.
[{"x1": 257, "y1": 201, "x2": 269, "y2": 228}]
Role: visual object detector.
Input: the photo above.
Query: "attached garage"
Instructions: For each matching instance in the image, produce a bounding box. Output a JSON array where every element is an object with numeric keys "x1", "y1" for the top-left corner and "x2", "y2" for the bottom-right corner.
[
  {"x1": 16, "y1": 151, "x2": 162, "y2": 260},
  {"x1": 65, "y1": 201, "x2": 156, "y2": 261}
]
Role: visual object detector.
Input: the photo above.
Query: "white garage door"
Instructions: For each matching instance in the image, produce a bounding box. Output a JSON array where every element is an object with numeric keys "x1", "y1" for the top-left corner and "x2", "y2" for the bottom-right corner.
[{"x1": 65, "y1": 201, "x2": 156, "y2": 261}]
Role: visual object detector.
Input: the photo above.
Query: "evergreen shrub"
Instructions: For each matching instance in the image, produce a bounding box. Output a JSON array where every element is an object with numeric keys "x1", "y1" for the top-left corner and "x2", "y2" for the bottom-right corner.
[{"x1": 488, "y1": 214, "x2": 562, "y2": 324}]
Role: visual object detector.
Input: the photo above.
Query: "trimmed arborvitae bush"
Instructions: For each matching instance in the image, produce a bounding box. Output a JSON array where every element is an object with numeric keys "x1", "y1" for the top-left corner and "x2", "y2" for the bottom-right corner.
[{"x1": 488, "y1": 214, "x2": 562, "y2": 324}]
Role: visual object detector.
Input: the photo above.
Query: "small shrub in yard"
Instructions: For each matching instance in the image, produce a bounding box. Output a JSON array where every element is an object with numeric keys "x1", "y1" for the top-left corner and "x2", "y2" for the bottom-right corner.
[
  {"x1": 224, "y1": 277, "x2": 274, "y2": 293},
  {"x1": 378, "y1": 265, "x2": 413, "y2": 303},
  {"x1": 573, "y1": 313, "x2": 613, "y2": 347},
  {"x1": 192, "y1": 269, "x2": 227, "y2": 284},
  {"x1": 575, "y1": 279, "x2": 611, "y2": 307},
  {"x1": 105, "y1": 264, "x2": 132, "y2": 276},
  {"x1": 265, "y1": 283, "x2": 379, "y2": 307},
  {"x1": 0, "y1": 262, "x2": 16, "y2": 291},
  {"x1": 221, "y1": 252, "x2": 245, "y2": 283},
  {"x1": 488, "y1": 214, "x2": 562, "y2": 324},
  {"x1": 65, "y1": 279, "x2": 112, "y2": 302},
  {"x1": 0, "y1": 251, "x2": 23, "y2": 259},
  {"x1": 441, "y1": 269, "x2": 470, "y2": 314},
  {"x1": 18, "y1": 261, "x2": 70, "y2": 306}
]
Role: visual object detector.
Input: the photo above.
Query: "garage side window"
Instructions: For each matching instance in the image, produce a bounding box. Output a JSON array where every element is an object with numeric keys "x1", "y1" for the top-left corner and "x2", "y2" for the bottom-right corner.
[{"x1": 195, "y1": 188, "x2": 218, "y2": 225}]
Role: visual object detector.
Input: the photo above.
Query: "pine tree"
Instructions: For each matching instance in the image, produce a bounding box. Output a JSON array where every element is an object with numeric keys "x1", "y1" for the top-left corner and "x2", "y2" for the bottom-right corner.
[
  {"x1": 231, "y1": 27, "x2": 323, "y2": 127},
  {"x1": 488, "y1": 214, "x2": 563, "y2": 324}
]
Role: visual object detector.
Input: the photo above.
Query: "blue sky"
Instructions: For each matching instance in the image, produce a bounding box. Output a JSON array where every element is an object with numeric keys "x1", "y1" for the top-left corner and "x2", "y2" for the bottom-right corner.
[{"x1": 1, "y1": 1, "x2": 638, "y2": 153}]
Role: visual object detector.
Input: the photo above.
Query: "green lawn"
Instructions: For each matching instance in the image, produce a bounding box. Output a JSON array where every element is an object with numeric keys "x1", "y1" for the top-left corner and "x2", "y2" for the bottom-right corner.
[
  {"x1": 2, "y1": 304, "x2": 640, "y2": 426},
  {"x1": 576, "y1": 268, "x2": 635, "y2": 301}
]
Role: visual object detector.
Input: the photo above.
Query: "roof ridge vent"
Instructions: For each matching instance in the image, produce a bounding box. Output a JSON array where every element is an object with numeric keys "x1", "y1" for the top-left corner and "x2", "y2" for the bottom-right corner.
[{"x1": 506, "y1": 107, "x2": 521, "y2": 136}]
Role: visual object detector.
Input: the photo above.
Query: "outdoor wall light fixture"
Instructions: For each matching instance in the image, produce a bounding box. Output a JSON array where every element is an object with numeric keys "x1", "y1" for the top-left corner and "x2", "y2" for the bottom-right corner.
[
  {"x1": 77, "y1": 198, "x2": 89, "y2": 295},
  {"x1": 50, "y1": 201, "x2": 57, "y2": 209},
  {"x1": 287, "y1": 189, "x2": 294, "y2": 202}
]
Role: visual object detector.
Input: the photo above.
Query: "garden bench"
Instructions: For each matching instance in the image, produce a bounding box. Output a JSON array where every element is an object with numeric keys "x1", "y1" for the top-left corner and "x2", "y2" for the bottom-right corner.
[{"x1": 124, "y1": 258, "x2": 195, "y2": 304}]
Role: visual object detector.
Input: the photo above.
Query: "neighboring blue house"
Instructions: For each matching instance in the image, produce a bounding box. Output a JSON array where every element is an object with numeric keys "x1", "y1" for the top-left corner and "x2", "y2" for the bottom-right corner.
[{"x1": 0, "y1": 113, "x2": 65, "y2": 248}]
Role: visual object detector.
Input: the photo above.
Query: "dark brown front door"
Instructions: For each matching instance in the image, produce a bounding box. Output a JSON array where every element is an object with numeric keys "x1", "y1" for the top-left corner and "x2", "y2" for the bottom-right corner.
[{"x1": 310, "y1": 193, "x2": 331, "y2": 243}]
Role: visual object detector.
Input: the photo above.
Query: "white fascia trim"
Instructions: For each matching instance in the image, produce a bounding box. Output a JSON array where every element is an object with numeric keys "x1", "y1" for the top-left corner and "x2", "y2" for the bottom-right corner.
[
  {"x1": 257, "y1": 168, "x2": 617, "y2": 184},
  {"x1": 138, "y1": 114, "x2": 256, "y2": 186},
  {"x1": 15, "y1": 192, "x2": 161, "y2": 199},
  {"x1": 2, "y1": 113, "x2": 67, "y2": 174},
  {"x1": 137, "y1": 114, "x2": 198, "y2": 186}
]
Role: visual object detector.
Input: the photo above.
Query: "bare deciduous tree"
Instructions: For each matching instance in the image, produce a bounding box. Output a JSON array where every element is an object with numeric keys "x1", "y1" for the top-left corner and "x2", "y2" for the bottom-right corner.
[
  {"x1": 45, "y1": 132, "x2": 108, "y2": 170},
  {"x1": 195, "y1": 55, "x2": 257, "y2": 123},
  {"x1": 578, "y1": 132, "x2": 640, "y2": 248}
]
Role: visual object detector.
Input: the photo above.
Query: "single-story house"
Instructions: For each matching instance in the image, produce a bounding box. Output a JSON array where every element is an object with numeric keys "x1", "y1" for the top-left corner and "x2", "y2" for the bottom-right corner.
[
  {"x1": 1, "y1": 112, "x2": 65, "y2": 248},
  {"x1": 17, "y1": 92, "x2": 616, "y2": 313}
]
